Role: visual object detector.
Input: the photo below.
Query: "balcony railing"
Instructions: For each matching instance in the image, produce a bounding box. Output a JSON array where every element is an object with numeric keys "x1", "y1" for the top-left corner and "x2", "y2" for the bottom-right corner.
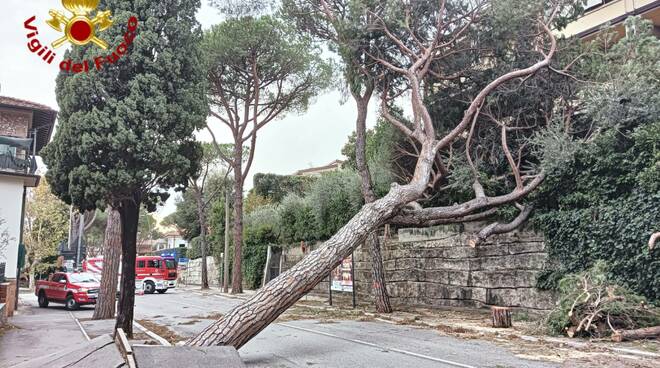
[{"x1": 0, "y1": 135, "x2": 37, "y2": 175}]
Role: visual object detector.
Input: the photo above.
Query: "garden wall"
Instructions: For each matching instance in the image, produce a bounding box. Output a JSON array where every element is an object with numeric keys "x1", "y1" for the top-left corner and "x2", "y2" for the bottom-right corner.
[
  {"x1": 179, "y1": 257, "x2": 220, "y2": 287},
  {"x1": 280, "y1": 223, "x2": 555, "y2": 310}
]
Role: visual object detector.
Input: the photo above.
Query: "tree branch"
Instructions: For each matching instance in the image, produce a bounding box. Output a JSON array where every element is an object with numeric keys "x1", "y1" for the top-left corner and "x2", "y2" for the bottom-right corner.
[{"x1": 469, "y1": 205, "x2": 533, "y2": 247}]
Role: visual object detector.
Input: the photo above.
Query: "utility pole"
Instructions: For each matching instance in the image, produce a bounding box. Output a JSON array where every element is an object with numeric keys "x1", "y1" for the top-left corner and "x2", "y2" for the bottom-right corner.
[{"x1": 223, "y1": 188, "x2": 230, "y2": 293}]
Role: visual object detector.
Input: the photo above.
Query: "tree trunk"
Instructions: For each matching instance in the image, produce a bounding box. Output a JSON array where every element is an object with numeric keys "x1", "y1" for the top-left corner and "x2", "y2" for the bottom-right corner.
[
  {"x1": 353, "y1": 91, "x2": 392, "y2": 313},
  {"x1": 187, "y1": 162, "x2": 432, "y2": 348},
  {"x1": 223, "y1": 188, "x2": 231, "y2": 293},
  {"x1": 115, "y1": 197, "x2": 140, "y2": 337},
  {"x1": 367, "y1": 233, "x2": 392, "y2": 313},
  {"x1": 194, "y1": 188, "x2": 209, "y2": 290},
  {"x1": 491, "y1": 306, "x2": 512, "y2": 328},
  {"x1": 93, "y1": 208, "x2": 121, "y2": 320},
  {"x1": 611, "y1": 326, "x2": 660, "y2": 342},
  {"x1": 231, "y1": 146, "x2": 244, "y2": 294}
]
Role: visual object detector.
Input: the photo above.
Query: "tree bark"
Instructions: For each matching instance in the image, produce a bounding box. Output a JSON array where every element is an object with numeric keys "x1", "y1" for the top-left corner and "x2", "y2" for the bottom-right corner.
[
  {"x1": 491, "y1": 306, "x2": 512, "y2": 328},
  {"x1": 353, "y1": 90, "x2": 392, "y2": 313},
  {"x1": 93, "y1": 208, "x2": 121, "y2": 320},
  {"x1": 611, "y1": 326, "x2": 660, "y2": 342},
  {"x1": 115, "y1": 197, "x2": 140, "y2": 337},
  {"x1": 187, "y1": 140, "x2": 435, "y2": 348},
  {"x1": 194, "y1": 187, "x2": 209, "y2": 290},
  {"x1": 223, "y1": 187, "x2": 231, "y2": 293},
  {"x1": 231, "y1": 146, "x2": 244, "y2": 294}
]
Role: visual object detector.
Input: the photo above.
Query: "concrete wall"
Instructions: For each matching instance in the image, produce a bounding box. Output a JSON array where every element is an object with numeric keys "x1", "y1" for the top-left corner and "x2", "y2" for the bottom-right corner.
[
  {"x1": 280, "y1": 223, "x2": 555, "y2": 311},
  {"x1": 179, "y1": 257, "x2": 220, "y2": 287},
  {"x1": 0, "y1": 176, "x2": 25, "y2": 279}
]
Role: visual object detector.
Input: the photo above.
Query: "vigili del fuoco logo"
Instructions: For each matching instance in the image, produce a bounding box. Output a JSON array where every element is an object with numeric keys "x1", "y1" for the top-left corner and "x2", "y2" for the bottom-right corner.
[{"x1": 24, "y1": 0, "x2": 138, "y2": 73}]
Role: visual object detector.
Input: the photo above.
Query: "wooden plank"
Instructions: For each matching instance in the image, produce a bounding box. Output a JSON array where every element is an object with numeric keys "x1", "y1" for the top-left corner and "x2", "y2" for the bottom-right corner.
[{"x1": 115, "y1": 328, "x2": 133, "y2": 355}]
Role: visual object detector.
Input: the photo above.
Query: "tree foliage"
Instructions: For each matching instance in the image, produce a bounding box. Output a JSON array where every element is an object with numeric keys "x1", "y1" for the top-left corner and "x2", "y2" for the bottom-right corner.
[
  {"x1": 252, "y1": 173, "x2": 314, "y2": 203},
  {"x1": 43, "y1": 0, "x2": 207, "y2": 212},
  {"x1": 42, "y1": 0, "x2": 208, "y2": 335},
  {"x1": 533, "y1": 19, "x2": 660, "y2": 301},
  {"x1": 24, "y1": 179, "x2": 70, "y2": 272},
  {"x1": 277, "y1": 194, "x2": 318, "y2": 244},
  {"x1": 307, "y1": 170, "x2": 363, "y2": 239}
]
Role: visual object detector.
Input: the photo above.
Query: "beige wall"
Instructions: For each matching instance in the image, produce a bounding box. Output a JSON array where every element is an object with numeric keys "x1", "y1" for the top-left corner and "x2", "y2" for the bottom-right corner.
[
  {"x1": 0, "y1": 176, "x2": 25, "y2": 279},
  {"x1": 563, "y1": 0, "x2": 660, "y2": 38}
]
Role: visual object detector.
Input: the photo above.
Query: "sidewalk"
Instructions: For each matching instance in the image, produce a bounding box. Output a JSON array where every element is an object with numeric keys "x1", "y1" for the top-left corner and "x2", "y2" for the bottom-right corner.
[{"x1": 0, "y1": 293, "x2": 87, "y2": 368}]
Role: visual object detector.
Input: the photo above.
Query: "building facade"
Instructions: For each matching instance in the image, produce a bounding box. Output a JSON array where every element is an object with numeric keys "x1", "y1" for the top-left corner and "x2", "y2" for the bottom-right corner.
[
  {"x1": 0, "y1": 96, "x2": 56, "y2": 317},
  {"x1": 562, "y1": 0, "x2": 660, "y2": 40}
]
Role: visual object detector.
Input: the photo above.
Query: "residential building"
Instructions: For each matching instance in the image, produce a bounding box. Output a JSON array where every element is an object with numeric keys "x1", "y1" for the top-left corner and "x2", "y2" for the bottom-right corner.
[
  {"x1": 562, "y1": 0, "x2": 660, "y2": 40},
  {"x1": 293, "y1": 159, "x2": 344, "y2": 177},
  {"x1": 0, "y1": 96, "x2": 56, "y2": 317}
]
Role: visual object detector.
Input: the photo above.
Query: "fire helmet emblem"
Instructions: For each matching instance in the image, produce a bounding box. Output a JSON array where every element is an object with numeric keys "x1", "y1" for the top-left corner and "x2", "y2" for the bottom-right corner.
[{"x1": 46, "y1": 0, "x2": 114, "y2": 50}]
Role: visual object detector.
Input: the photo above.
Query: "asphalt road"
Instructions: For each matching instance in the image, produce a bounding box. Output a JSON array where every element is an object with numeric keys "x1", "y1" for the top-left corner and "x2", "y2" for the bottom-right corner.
[
  {"x1": 131, "y1": 288, "x2": 558, "y2": 368},
  {"x1": 3, "y1": 288, "x2": 559, "y2": 368}
]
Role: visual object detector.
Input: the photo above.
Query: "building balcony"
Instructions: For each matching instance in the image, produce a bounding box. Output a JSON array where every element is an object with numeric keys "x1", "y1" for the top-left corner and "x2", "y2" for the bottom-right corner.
[
  {"x1": 0, "y1": 136, "x2": 37, "y2": 175},
  {"x1": 562, "y1": 0, "x2": 660, "y2": 40}
]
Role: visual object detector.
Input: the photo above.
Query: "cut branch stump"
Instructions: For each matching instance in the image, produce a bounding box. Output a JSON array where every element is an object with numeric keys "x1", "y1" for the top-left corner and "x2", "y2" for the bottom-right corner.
[{"x1": 491, "y1": 306, "x2": 512, "y2": 328}]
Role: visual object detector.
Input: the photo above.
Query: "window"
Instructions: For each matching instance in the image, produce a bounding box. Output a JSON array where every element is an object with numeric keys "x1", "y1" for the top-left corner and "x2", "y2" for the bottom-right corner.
[
  {"x1": 585, "y1": 0, "x2": 604, "y2": 10},
  {"x1": 147, "y1": 260, "x2": 161, "y2": 268},
  {"x1": 69, "y1": 273, "x2": 98, "y2": 283},
  {"x1": 0, "y1": 144, "x2": 16, "y2": 157},
  {"x1": 164, "y1": 259, "x2": 176, "y2": 269},
  {"x1": 137, "y1": 261, "x2": 145, "y2": 268},
  {"x1": 52, "y1": 274, "x2": 64, "y2": 283}
]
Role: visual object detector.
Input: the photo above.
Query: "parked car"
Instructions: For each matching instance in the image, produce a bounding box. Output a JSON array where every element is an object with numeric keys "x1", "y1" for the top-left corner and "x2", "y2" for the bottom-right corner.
[{"x1": 35, "y1": 272, "x2": 100, "y2": 310}]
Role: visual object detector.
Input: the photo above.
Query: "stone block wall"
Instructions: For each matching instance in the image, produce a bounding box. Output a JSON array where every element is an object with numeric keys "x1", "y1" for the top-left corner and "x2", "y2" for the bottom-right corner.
[
  {"x1": 179, "y1": 257, "x2": 220, "y2": 287},
  {"x1": 280, "y1": 223, "x2": 555, "y2": 311}
]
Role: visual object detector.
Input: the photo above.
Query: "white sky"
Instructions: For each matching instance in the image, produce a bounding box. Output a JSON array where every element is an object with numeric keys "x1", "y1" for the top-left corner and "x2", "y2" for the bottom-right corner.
[{"x1": 1, "y1": 1, "x2": 377, "y2": 216}]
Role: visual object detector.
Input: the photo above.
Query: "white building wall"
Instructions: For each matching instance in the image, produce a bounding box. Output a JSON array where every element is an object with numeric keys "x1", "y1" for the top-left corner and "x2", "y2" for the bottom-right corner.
[{"x1": 0, "y1": 177, "x2": 25, "y2": 279}]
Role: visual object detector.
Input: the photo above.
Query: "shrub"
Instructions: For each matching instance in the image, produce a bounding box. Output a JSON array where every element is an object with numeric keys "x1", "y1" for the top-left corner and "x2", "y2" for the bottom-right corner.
[
  {"x1": 307, "y1": 170, "x2": 363, "y2": 239},
  {"x1": 278, "y1": 194, "x2": 318, "y2": 243},
  {"x1": 242, "y1": 205, "x2": 280, "y2": 289}
]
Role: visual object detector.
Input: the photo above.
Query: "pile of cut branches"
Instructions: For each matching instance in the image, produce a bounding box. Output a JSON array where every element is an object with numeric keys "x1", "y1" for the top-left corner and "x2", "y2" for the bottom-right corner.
[{"x1": 547, "y1": 261, "x2": 660, "y2": 339}]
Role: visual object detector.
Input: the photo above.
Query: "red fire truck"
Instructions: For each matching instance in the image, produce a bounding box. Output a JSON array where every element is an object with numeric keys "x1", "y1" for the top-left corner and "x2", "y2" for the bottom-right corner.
[{"x1": 83, "y1": 255, "x2": 178, "y2": 294}]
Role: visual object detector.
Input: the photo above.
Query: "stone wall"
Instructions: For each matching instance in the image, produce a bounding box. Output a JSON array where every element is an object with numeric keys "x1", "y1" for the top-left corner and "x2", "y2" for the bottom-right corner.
[
  {"x1": 178, "y1": 257, "x2": 220, "y2": 287},
  {"x1": 0, "y1": 107, "x2": 31, "y2": 138},
  {"x1": 280, "y1": 223, "x2": 555, "y2": 311}
]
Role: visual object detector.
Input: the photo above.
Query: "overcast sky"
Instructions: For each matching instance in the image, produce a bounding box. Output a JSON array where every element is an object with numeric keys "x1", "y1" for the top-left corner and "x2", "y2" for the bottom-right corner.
[{"x1": 1, "y1": 1, "x2": 377, "y2": 217}]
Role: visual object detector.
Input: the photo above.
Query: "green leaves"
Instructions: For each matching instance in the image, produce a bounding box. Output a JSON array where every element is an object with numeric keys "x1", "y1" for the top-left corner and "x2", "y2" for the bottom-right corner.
[
  {"x1": 203, "y1": 15, "x2": 332, "y2": 119},
  {"x1": 42, "y1": 0, "x2": 208, "y2": 211}
]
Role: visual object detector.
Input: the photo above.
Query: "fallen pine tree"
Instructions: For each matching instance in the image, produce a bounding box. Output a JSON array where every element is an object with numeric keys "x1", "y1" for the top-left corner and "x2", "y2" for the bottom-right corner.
[{"x1": 547, "y1": 261, "x2": 660, "y2": 339}]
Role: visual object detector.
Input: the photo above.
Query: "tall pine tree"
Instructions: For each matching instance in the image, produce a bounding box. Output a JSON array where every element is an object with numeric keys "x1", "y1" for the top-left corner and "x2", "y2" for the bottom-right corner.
[{"x1": 42, "y1": 0, "x2": 207, "y2": 336}]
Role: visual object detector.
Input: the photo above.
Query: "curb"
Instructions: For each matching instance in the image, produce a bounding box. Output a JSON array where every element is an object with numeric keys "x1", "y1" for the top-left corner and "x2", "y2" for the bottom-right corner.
[
  {"x1": 69, "y1": 311, "x2": 91, "y2": 341},
  {"x1": 70, "y1": 313, "x2": 171, "y2": 347},
  {"x1": 133, "y1": 320, "x2": 171, "y2": 346}
]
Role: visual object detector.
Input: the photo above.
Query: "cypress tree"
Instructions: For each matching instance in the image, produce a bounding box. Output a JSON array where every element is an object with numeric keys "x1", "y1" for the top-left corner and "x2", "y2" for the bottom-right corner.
[{"x1": 42, "y1": 0, "x2": 207, "y2": 336}]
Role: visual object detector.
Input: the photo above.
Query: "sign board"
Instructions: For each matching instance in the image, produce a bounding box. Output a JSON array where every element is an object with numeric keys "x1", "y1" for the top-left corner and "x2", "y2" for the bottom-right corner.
[
  {"x1": 178, "y1": 257, "x2": 189, "y2": 271},
  {"x1": 330, "y1": 255, "x2": 354, "y2": 292}
]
